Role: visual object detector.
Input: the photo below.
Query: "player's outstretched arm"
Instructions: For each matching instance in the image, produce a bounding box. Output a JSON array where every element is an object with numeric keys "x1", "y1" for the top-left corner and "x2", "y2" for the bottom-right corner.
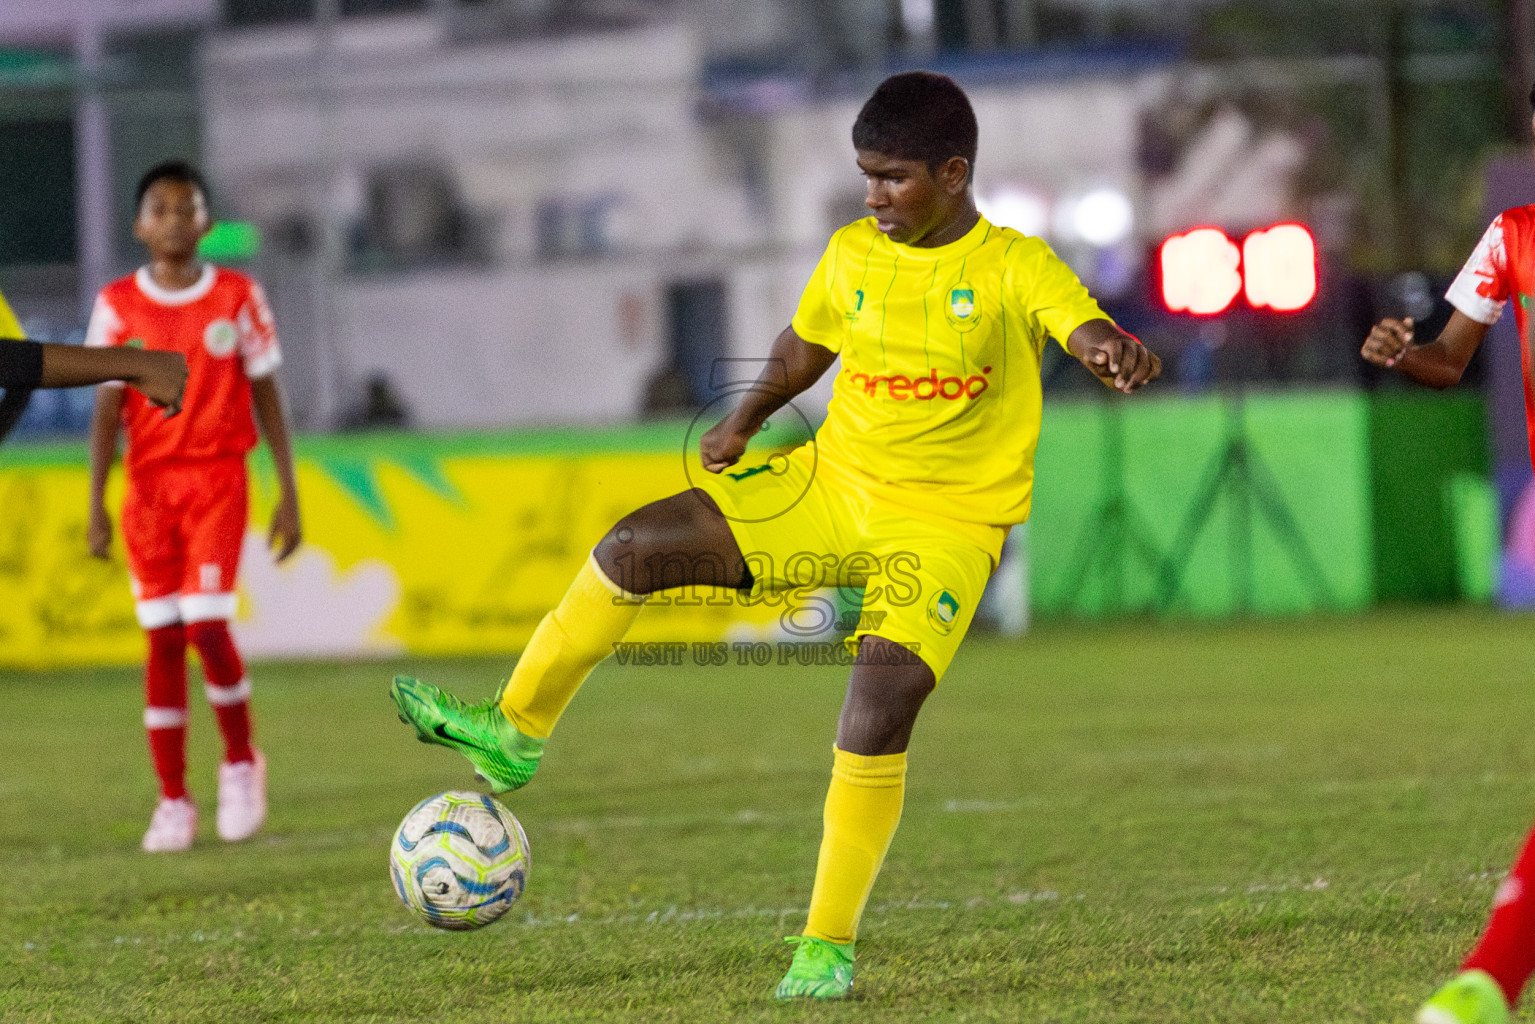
[
  {"x1": 252, "y1": 376, "x2": 302, "y2": 563},
  {"x1": 700, "y1": 325, "x2": 837, "y2": 472},
  {"x1": 86, "y1": 385, "x2": 124, "y2": 559},
  {"x1": 1065, "y1": 318, "x2": 1161, "y2": 393},
  {"x1": 1361, "y1": 312, "x2": 1488, "y2": 390},
  {"x1": 45, "y1": 345, "x2": 188, "y2": 411},
  {"x1": 0, "y1": 341, "x2": 188, "y2": 411}
]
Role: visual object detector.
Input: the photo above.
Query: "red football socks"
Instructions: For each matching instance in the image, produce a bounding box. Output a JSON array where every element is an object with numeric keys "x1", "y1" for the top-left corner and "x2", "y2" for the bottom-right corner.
[
  {"x1": 187, "y1": 619, "x2": 254, "y2": 765},
  {"x1": 144, "y1": 623, "x2": 188, "y2": 800},
  {"x1": 1463, "y1": 823, "x2": 1535, "y2": 1005}
]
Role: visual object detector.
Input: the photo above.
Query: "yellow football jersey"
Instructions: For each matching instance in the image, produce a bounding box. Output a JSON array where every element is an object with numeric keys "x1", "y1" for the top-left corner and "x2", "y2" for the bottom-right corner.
[
  {"x1": 0, "y1": 289, "x2": 23, "y2": 339},
  {"x1": 791, "y1": 215, "x2": 1108, "y2": 535}
]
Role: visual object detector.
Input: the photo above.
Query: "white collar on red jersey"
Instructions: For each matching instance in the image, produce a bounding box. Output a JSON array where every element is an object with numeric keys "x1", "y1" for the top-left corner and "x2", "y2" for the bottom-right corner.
[{"x1": 134, "y1": 264, "x2": 216, "y2": 306}]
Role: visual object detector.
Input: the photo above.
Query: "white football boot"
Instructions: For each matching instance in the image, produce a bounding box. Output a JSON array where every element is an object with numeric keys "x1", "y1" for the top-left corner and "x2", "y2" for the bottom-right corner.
[
  {"x1": 216, "y1": 750, "x2": 267, "y2": 842},
  {"x1": 142, "y1": 796, "x2": 197, "y2": 852}
]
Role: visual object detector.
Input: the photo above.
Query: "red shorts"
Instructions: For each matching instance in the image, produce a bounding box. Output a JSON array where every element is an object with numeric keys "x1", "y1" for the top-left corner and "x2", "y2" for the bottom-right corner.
[{"x1": 122, "y1": 457, "x2": 248, "y2": 628}]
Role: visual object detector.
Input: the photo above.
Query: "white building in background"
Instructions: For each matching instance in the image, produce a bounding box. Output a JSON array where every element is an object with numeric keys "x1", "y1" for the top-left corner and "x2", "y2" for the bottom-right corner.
[
  {"x1": 0, "y1": 0, "x2": 217, "y2": 325},
  {"x1": 0, "y1": 0, "x2": 1304, "y2": 430},
  {"x1": 200, "y1": 13, "x2": 1214, "y2": 430}
]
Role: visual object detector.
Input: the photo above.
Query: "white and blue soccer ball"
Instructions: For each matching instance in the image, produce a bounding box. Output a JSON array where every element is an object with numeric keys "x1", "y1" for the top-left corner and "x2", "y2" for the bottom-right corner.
[{"x1": 389, "y1": 791, "x2": 530, "y2": 930}]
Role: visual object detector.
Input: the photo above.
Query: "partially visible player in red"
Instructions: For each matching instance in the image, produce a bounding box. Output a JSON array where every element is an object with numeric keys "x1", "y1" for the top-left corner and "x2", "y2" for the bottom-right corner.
[
  {"x1": 87, "y1": 160, "x2": 302, "y2": 854},
  {"x1": 1362, "y1": 84, "x2": 1535, "y2": 1024}
]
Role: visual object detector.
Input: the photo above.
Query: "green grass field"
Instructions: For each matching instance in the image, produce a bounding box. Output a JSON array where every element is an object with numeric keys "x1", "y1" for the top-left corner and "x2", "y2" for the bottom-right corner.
[{"x1": 5, "y1": 607, "x2": 1535, "y2": 1022}]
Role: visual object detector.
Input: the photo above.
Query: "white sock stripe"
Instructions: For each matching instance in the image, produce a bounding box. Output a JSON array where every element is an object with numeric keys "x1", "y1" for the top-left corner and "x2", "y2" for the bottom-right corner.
[
  {"x1": 205, "y1": 677, "x2": 252, "y2": 706},
  {"x1": 180, "y1": 592, "x2": 238, "y2": 623},
  {"x1": 143, "y1": 706, "x2": 188, "y2": 729},
  {"x1": 135, "y1": 596, "x2": 182, "y2": 630}
]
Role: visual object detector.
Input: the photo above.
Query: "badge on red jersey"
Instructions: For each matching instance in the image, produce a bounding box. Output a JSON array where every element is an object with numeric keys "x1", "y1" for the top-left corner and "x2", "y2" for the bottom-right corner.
[{"x1": 204, "y1": 319, "x2": 238, "y2": 358}]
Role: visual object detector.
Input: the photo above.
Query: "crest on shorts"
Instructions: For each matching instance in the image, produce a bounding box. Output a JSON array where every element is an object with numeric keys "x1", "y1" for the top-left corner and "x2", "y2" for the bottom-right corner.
[
  {"x1": 946, "y1": 285, "x2": 980, "y2": 332},
  {"x1": 204, "y1": 319, "x2": 239, "y2": 358},
  {"x1": 927, "y1": 589, "x2": 961, "y2": 634}
]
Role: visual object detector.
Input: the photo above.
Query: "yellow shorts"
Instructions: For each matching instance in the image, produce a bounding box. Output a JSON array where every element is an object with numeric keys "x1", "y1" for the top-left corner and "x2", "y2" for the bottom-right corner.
[{"x1": 693, "y1": 444, "x2": 998, "y2": 681}]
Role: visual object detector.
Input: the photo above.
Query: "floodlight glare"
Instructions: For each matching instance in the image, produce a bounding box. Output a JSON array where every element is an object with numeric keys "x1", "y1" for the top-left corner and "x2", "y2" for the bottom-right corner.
[
  {"x1": 1071, "y1": 187, "x2": 1134, "y2": 248},
  {"x1": 900, "y1": 0, "x2": 936, "y2": 35},
  {"x1": 1160, "y1": 228, "x2": 1242, "y2": 315},
  {"x1": 977, "y1": 187, "x2": 1049, "y2": 238},
  {"x1": 1243, "y1": 224, "x2": 1317, "y2": 311}
]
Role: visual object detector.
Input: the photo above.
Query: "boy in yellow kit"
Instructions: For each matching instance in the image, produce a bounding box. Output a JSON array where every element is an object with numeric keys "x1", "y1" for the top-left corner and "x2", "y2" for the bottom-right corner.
[
  {"x1": 392, "y1": 71, "x2": 1160, "y2": 998},
  {"x1": 0, "y1": 289, "x2": 21, "y2": 340}
]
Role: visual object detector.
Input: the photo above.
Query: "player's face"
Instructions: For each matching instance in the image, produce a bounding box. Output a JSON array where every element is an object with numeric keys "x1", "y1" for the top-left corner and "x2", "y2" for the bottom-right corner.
[
  {"x1": 857, "y1": 149, "x2": 967, "y2": 246},
  {"x1": 134, "y1": 179, "x2": 210, "y2": 262}
]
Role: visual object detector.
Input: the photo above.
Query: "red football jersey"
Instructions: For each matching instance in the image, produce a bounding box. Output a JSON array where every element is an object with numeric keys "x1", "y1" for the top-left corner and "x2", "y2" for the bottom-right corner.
[
  {"x1": 1447, "y1": 206, "x2": 1535, "y2": 469},
  {"x1": 86, "y1": 265, "x2": 281, "y2": 473}
]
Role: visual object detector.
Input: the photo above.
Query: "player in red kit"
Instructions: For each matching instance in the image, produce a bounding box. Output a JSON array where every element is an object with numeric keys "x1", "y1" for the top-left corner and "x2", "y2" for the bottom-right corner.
[
  {"x1": 1362, "y1": 85, "x2": 1535, "y2": 1024},
  {"x1": 87, "y1": 161, "x2": 302, "y2": 853}
]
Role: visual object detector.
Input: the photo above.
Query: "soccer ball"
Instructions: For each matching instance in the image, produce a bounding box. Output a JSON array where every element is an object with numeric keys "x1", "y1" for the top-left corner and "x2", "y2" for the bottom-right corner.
[{"x1": 389, "y1": 791, "x2": 530, "y2": 930}]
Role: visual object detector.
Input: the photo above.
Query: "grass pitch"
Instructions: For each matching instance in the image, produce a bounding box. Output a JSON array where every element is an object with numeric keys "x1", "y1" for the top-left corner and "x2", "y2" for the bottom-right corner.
[{"x1": 5, "y1": 607, "x2": 1535, "y2": 1022}]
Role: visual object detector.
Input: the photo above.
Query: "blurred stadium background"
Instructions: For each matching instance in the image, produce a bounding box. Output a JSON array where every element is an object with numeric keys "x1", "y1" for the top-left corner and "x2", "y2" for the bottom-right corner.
[
  {"x1": 11, "y1": 6, "x2": 1535, "y2": 1020},
  {"x1": 1, "y1": 0, "x2": 1533, "y2": 665}
]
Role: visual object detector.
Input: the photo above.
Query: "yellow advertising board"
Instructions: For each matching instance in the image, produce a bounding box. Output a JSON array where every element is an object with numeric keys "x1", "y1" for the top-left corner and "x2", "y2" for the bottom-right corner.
[{"x1": 0, "y1": 422, "x2": 796, "y2": 669}]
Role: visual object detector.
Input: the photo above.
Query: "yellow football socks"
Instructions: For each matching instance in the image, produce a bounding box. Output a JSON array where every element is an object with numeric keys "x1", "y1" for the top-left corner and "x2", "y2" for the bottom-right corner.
[
  {"x1": 498, "y1": 554, "x2": 644, "y2": 737},
  {"x1": 803, "y1": 747, "x2": 908, "y2": 944}
]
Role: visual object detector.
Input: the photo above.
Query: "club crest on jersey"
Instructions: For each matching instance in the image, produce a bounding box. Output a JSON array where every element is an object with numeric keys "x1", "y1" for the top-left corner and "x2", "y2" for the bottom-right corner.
[
  {"x1": 946, "y1": 285, "x2": 980, "y2": 332},
  {"x1": 844, "y1": 288, "x2": 866, "y2": 322},
  {"x1": 928, "y1": 589, "x2": 961, "y2": 634},
  {"x1": 204, "y1": 319, "x2": 239, "y2": 358}
]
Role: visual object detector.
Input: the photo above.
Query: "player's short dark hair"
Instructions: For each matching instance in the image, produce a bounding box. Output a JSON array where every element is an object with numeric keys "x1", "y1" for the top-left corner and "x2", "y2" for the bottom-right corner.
[
  {"x1": 852, "y1": 71, "x2": 978, "y2": 177},
  {"x1": 1529, "y1": 81, "x2": 1535, "y2": 110},
  {"x1": 135, "y1": 160, "x2": 208, "y2": 210}
]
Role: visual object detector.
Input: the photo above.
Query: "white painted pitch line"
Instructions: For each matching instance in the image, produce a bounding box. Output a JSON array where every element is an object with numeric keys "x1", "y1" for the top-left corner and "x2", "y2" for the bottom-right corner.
[
  {"x1": 15, "y1": 890, "x2": 1080, "y2": 952},
  {"x1": 34, "y1": 873, "x2": 1464, "y2": 953},
  {"x1": 24, "y1": 867, "x2": 1518, "y2": 955}
]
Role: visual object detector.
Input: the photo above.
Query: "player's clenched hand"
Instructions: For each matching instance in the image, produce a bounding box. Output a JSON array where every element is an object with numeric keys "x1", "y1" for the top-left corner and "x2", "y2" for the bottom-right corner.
[
  {"x1": 1362, "y1": 317, "x2": 1414, "y2": 368},
  {"x1": 1070, "y1": 323, "x2": 1161, "y2": 393},
  {"x1": 131, "y1": 350, "x2": 189, "y2": 417},
  {"x1": 269, "y1": 493, "x2": 302, "y2": 563},
  {"x1": 88, "y1": 505, "x2": 113, "y2": 560},
  {"x1": 700, "y1": 419, "x2": 754, "y2": 473}
]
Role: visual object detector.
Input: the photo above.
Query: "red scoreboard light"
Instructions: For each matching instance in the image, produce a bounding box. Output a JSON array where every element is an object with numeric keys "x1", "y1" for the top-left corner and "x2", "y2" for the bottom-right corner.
[
  {"x1": 1159, "y1": 228, "x2": 1242, "y2": 315},
  {"x1": 1242, "y1": 223, "x2": 1317, "y2": 312},
  {"x1": 1159, "y1": 223, "x2": 1318, "y2": 315}
]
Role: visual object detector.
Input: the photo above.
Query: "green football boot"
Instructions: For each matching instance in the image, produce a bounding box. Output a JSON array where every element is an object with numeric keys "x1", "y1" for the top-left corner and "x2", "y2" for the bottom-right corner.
[
  {"x1": 390, "y1": 676, "x2": 544, "y2": 793},
  {"x1": 1416, "y1": 971, "x2": 1510, "y2": 1024},
  {"x1": 774, "y1": 936, "x2": 855, "y2": 1000}
]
